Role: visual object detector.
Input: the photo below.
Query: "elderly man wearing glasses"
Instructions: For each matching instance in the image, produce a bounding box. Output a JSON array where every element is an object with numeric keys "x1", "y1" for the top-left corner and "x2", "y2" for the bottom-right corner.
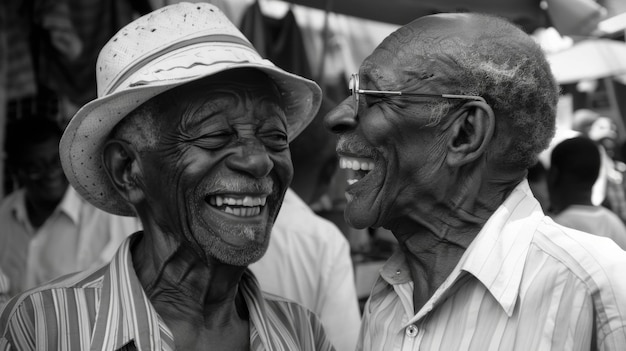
[{"x1": 325, "y1": 13, "x2": 626, "y2": 351}]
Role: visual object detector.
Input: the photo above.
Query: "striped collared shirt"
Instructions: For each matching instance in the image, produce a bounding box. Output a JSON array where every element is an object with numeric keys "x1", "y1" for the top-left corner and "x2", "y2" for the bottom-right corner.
[
  {"x1": 359, "y1": 180, "x2": 626, "y2": 351},
  {"x1": 0, "y1": 233, "x2": 335, "y2": 351}
]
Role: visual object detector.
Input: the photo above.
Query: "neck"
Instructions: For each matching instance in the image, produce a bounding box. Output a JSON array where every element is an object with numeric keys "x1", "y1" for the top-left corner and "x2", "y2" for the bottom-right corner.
[
  {"x1": 25, "y1": 192, "x2": 63, "y2": 229},
  {"x1": 132, "y1": 228, "x2": 248, "y2": 327},
  {"x1": 387, "y1": 167, "x2": 524, "y2": 312}
]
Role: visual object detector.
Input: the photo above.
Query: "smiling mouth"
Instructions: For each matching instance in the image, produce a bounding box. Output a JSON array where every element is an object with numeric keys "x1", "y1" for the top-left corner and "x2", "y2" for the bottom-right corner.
[
  {"x1": 206, "y1": 195, "x2": 267, "y2": 217},
  {"x1": 339, "y1": 156, "x2": 375, "y2": 185}
]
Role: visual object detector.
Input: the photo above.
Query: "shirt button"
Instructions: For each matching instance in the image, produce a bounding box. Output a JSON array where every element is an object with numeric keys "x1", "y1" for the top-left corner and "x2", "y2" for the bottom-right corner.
[{"x1": 405, "y1": 324, "x2": 418, "y2": 338}]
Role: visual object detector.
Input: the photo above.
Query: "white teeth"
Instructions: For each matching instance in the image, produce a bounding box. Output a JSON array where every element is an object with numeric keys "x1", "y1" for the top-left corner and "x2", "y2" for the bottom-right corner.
[
  {"x1": 347, "y1": 179, "x2": 358, "y2": 185},
  {"x1": 220, "y1": 205, "x2": 262, "y2": 217},
  {"x1": 339, "y1": 157, "x2": 374, "y2": 171},
  {"x1": 211, "y1": 195, "x2": 267, "y2": 207},
  {"x1": 243, "y1": 196, "x2": 263, "y2": 206},
  {"x1": 208, "y1": 194, "x2": 267, "y2": 217}
]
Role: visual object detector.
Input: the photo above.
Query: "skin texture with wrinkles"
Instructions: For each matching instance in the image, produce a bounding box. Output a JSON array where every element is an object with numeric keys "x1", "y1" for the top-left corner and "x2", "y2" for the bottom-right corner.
[
  {"x1": 103, "y1": 69, "x2": 292, "y2": 350},
  {"x1": 324, "y1": 13, "x2": 557, "y2": 312}
]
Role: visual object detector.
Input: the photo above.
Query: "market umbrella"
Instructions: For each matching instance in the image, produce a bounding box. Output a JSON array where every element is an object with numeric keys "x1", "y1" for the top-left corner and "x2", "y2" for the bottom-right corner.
[
  {"x1": 283, "y1": 0, "x2": 604, "y2": 35},
  {"x1": 547, "y1": 39, "x2": 626, "y2": 84},
  {"x1": 284, "y1": 0, "x2": 547, "y2": 32}
]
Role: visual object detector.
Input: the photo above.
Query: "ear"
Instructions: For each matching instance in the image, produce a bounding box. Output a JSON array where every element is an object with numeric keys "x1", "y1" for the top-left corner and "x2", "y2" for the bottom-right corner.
[
  {"x1": 102, "y1": 139, "x2": 145, "y2": 206},
  {"x1": 446, "y1": 101, "x2": 495, "y2": 167}
]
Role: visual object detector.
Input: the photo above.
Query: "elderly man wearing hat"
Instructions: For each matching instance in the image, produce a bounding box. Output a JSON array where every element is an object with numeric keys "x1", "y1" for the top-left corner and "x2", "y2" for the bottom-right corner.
[{"x1": 0, "y1": 3, "x2": 334, "y2": 351}]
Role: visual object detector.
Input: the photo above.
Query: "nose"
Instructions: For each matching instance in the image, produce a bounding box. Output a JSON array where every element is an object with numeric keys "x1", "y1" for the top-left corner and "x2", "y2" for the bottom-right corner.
[
  {"x1": 324, "y1": 97, "x2": 357, "y2": 134},
  {"x1": 225, "y1": 141, "x2": 274, "y2": 178}
]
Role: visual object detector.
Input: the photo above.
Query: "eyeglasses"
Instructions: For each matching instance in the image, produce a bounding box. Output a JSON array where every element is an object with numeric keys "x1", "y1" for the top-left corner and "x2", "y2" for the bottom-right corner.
[{"x1": 349, "y1": 73, "x2": 485, "y2": 115}]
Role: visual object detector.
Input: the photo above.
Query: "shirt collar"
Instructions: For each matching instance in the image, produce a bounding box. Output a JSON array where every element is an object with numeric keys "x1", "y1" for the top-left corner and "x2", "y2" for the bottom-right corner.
[
  {"x1": 90, "y1": 233, "x2": 272, "y2": 351},
  {"x1": 90, "y1": 233, "x2": 175, "y2": 351},
  {"x1": 9, "y1": 189, "x2": 28, "y2": 225},
  {"x1": 458, "y1": 180, "x2": 544, "y2": 316},
  {"x1": 58, "y1": 186, "x2": 82, "y2": 224},
  {"x1": 380, "y1": 180, "x2": 544, "y2": 317},
  {"x1": 10, "y1": 187, "x2": 81, "y2": 225}
]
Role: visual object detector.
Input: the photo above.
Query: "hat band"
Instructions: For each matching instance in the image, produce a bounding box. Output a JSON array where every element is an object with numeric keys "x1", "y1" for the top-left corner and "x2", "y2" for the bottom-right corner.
[{"x1": 104, "y1": 34, "x2": 256, "y2": 96}]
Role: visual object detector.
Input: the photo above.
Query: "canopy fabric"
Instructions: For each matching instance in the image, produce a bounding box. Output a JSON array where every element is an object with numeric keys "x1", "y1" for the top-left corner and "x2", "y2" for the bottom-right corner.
[
  {"x1": 283, "y1": 0, "x2": 605, "y2": 36},
  {"x1": 283, "y1": 0, "x2": 546, "y2": 32},
  {"x1": 548, "y1": 39, "x2": 626, "y2": 84}
]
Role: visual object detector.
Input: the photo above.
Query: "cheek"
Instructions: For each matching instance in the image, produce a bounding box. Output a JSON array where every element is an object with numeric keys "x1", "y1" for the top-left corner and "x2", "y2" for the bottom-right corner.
[
  {"x1": 361, "y1": 114, "x2": 396, "y2": 146},
  {"x1": 181, "y1": 149, "x2": 220, "y2": 177},
  {"x1": 270, "y1": 151, "x2": 293, "y2": 185}
]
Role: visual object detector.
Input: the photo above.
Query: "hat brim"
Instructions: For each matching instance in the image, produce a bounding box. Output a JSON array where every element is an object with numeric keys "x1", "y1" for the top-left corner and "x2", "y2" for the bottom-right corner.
[{"x1": 60, "y1": 64, "x2": 322, "y2": 216}]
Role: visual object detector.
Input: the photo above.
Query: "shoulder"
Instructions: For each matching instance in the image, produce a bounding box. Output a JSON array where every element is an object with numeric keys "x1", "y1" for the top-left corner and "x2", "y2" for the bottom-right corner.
[
  {"x1": 0, "y1": 265, "x2": 105, "y2": 338},
  {"x1": 0, "y1": 190, "x2": 23, "y2": 218},
  {"x1": 531, "y1": 216, "x2": 626, "y2": 295}
]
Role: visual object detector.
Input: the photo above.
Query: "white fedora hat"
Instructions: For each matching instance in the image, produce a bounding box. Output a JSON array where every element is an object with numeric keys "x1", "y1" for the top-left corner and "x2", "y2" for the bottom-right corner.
[{"x1": 60, "y1": 2, "x2": 322, "y2": 216}]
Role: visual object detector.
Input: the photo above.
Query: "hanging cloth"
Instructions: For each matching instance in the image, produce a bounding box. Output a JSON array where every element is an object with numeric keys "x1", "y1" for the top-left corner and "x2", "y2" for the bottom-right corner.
[
  {"x1": 239, "y1": 0, "x2": 313, "y2": 80},
  {"x1": 36, "y1": 0, "x2": 148, "y2": 106}
]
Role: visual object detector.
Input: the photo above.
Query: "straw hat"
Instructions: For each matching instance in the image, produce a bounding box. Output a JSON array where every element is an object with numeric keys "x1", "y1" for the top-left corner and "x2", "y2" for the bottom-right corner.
[{"x1": 60, "y1": 2, "x2": 322, "y2": 216}]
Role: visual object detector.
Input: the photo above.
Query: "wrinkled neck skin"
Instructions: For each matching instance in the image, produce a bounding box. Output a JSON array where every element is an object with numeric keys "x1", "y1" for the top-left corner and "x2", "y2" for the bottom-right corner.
[
  {"x1": 387, "y1": 162, "x2": 525, "y2": 312},
  {"x1": 132, "y1": 221, "x2": 249, "y2": 340}
]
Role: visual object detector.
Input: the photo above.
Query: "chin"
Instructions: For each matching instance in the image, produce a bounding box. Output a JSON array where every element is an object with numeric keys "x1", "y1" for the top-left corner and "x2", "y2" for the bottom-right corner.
[
  {"x1": 344, "y1": 205, "x2": 380, "y2": 229},
  {"x1": 209, "y1": 242, "x2": 268, "y2": 266}
]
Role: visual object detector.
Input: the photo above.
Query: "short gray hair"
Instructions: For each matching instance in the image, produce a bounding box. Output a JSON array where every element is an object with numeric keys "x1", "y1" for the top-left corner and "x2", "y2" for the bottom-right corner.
[{"x1": 409, "y1": 14, "x2": 559, "y2": 170}]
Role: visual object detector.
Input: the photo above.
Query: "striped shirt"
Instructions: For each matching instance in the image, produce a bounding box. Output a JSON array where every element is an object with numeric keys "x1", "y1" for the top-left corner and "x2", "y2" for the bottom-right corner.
[
  {"x1": 0, "y1": 269, "x2": 8, "y2": 311},
  {"x1": 359, "y1": 180, "x2": 626, "y2": 351},
  {"x1": 0, "y1": 233, "x2": 335, "y2": 351}
]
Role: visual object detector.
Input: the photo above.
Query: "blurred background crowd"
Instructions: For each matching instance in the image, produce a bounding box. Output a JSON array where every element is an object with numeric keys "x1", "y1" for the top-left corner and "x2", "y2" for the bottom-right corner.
[{"x1": 1, "y1": 0, "x2": 626, "y2": 323}]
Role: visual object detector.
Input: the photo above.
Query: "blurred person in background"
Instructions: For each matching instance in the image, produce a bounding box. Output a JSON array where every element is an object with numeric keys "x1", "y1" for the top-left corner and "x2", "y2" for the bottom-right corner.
[
  {"x1": 572, "y1": 108, "x2": 626, "y2": 222},
  {"x1": 0, "y1": 117, "x2": 141, "y2": 299},
  {"x1": 251, "y1": 186, "x2": 360, "y2": 351},
  {"x1": 548, "y1": 136, "x2": 626, "y2": 250},
  {"x1": 527, "y1": 161, "x2": 550, "y2": 212}
]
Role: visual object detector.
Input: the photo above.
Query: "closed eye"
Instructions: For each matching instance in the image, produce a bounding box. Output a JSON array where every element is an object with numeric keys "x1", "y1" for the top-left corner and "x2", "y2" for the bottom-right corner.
[
  {"x1": 260, "y1": 132, "x2": 288, "y2": 151},
  {"x1": 190, "y1": 133, "x2": 232, "y2": 150},
  {"x1": 363, "y1": 94, "x2": 392, "y2": 108}
]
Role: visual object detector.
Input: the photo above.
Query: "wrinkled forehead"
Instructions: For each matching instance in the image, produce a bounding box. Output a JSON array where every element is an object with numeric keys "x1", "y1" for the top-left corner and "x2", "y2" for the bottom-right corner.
[{"x1": 360, "y1": 14, "x2": 474, "y2": 88}]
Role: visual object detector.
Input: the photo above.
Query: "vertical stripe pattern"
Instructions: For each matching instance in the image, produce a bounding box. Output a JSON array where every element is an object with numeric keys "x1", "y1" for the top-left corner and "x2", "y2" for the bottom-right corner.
[
  {"x1": 0, "y1": 234, "x2": 335, "y2": 351},
  {"x1": 358, "y1": 181, "x2": 626, "y2": 351}
]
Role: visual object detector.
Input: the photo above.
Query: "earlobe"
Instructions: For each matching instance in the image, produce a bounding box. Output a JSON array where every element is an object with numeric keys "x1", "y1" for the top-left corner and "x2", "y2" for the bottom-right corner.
[
  {"x1": 102, "y1": 140, "x2": 144, "y2": 205},
  {"x1": 446, "y1": 101, "x2": 495, "y2": 167}
]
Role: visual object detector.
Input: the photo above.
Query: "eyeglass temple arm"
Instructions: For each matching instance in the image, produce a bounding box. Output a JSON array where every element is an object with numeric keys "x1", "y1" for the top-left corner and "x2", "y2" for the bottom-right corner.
[{"x1": 355, "y1": 89, "x2": 485, "y2": 103}]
